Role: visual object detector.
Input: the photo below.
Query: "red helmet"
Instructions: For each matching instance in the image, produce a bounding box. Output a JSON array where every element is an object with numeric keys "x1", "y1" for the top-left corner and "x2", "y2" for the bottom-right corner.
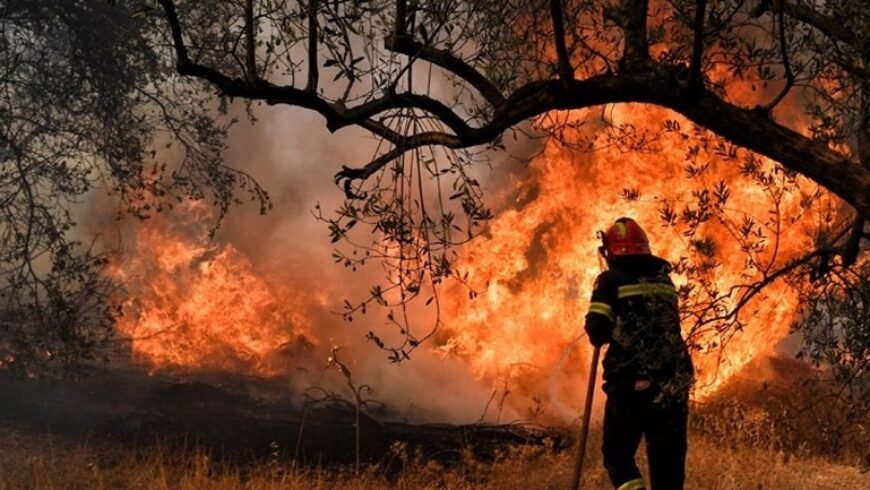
[{"x1": 603, "y1": 217, "x2": 651, "y2": 256}]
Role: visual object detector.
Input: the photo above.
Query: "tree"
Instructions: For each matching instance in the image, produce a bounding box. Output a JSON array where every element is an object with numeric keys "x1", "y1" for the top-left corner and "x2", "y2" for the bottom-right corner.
[
  {"x1": 145, "y1": 0, "x2": 867, "y2": 360},
  {"x1": 148, "y1": 1, "x2": 869, "y2": 211},
  {"x1": 789, "y1": 262, "x2": 869, "y2": 452},
  {"x1": 0, "y1": 0, "x2": 267, "y2": 374}
]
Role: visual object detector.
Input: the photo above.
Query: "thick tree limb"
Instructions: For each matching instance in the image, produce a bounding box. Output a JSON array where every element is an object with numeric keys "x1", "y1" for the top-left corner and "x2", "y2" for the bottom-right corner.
[
  {"x1": 606, "y1": 0, "x2": 651, "y2": 71},
  {"x1": 394, "y1": 0, "x2": 407, "y2": 38},
  {"x1": 385, "y1": 34, "x2": 506, "y2": 107},
  {"x1": 671, "y1": 87, "x2": 869, "y2": 219},
  {"x1": 343, "y1": 93, "x2": 472, "y2": 138}
]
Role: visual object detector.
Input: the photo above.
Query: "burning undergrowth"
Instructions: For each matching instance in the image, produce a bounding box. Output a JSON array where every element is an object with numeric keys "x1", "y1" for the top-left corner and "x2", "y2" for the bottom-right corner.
[{"x1": 109, "y1": 202, "x2": 320, "y2": 376}]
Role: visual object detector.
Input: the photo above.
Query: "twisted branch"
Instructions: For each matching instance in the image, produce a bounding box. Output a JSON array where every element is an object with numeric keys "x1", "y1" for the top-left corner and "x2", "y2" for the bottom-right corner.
[{"x1": 155, "y1": 0, "x2": 870, "y2": 217}]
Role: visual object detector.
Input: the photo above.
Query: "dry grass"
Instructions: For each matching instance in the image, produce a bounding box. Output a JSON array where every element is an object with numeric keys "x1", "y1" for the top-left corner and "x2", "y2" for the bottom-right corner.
[{"x1": 1, "y1": 424, "x2": 867, "y2": 490}]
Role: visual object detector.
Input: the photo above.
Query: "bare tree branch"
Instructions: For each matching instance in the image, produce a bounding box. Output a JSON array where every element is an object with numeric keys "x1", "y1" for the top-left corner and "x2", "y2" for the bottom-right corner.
[
  {"x1": 244, "y1": 0, "x2": 257, "y2": 81},
  {"x1": 761, "y1": 3, "x2": 795, "y2": 112},
  {"x1": 688, "y1": 0, "x2": 708, "y2": 90},
  {"x1": 385, "y1": 35, "x2": 506, "y2": 107},
  {"x1": 841, "y1": 216, "x2": 865, "y2": 267},
  {"x1": 763, "y1": 0, "x2": 858, "y2": 46},
  {"x1": 549, "y1": 0, "x2": 573, "y2": 80},
  {"x1": 305, "y1": 0, "x2": 318, "y2": 92}
]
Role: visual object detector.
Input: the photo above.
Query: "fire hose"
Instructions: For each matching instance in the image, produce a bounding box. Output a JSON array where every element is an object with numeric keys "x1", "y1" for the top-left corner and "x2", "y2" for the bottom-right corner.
[{"x1": 569, "y1": 344, "x2": 601, "y2": 490}]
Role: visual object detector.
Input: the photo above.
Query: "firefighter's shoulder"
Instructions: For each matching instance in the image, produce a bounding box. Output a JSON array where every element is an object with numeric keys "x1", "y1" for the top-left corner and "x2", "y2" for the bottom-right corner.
[
  {"x1": 591, "y1": 269, "x2": 619, "y2": 293},
  {"x1": 649, "y1": 255, "x2": 673, "y2": 275}
]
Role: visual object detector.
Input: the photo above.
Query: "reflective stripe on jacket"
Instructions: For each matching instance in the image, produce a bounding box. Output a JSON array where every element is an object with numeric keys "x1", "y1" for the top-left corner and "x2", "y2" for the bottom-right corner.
[{"x1": 584, "y1": 255, "x2": 693, "y2": 393}]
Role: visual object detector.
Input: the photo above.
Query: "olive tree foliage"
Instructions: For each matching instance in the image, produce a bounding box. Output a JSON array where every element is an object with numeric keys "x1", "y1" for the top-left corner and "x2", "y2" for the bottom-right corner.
[
  {"x1": 0, "y1": 0, "x2": 267, "y2": 374},
  {"x1": 787, "y1": 263, "x2": 869, "y2": 452},
  {"x1": 144, "y1": 0, "x2": 868, "y2": 363}
]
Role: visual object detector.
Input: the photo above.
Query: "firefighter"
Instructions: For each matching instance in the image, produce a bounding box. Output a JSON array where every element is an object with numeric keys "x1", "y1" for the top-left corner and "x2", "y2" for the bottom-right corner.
[{"x1": 585, "y1": 217, "x2": 694, "y2": 490}]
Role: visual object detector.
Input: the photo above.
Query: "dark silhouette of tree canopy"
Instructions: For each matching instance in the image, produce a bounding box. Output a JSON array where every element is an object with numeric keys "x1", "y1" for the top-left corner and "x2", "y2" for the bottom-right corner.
[{"x1": 0, "y1": 0, "x2": 267, "y2": 373}]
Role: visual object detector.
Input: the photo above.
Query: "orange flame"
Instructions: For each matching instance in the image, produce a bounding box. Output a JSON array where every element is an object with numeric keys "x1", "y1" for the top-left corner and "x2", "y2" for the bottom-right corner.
[
  {"x1": 111, "y1": 207, "x2": 317, "y2": 375},
  {"x1": 436, "y1": 103, "x2": 818, "y2": 405}
]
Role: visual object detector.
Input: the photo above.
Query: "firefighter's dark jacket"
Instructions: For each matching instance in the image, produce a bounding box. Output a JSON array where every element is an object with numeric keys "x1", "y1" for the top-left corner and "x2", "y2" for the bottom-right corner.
[{"x1": 585, "y1": 255, "x2": 694, "y2": 393}]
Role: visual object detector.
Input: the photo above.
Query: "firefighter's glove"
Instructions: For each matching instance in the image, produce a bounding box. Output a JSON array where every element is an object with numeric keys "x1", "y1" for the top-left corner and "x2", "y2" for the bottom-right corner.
[{"x1": 587, "y1": 327, "x2": 612, "y2": 347}]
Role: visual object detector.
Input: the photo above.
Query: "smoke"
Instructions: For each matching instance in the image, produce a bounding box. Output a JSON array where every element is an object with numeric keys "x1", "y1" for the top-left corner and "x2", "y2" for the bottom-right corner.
[{"x1": 88, "y1": 94, "x2": 542, "y2": 424}]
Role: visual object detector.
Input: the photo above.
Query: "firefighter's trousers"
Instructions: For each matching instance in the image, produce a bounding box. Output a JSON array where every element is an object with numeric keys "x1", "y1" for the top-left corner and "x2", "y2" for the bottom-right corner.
[{"x1": 602, "y1": 387, "x2": 688, "y2": 490}]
